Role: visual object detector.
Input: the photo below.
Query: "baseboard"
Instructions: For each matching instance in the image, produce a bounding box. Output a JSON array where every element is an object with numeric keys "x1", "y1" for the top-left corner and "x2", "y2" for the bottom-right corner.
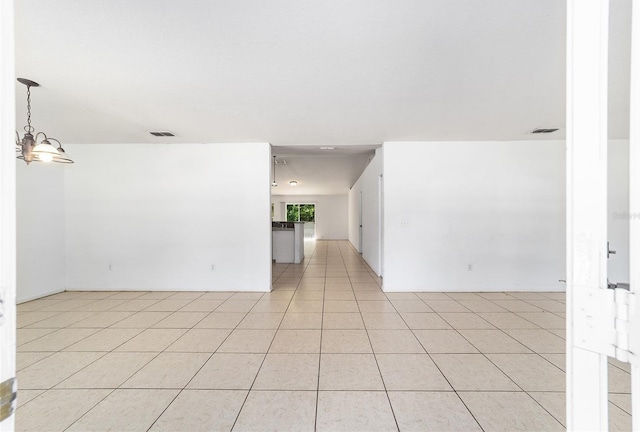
[
  {"x1": 64, "y1": 287, "x2": 272, "y2": 292},
  {"x1": 17, "y1": 288, "x2": 65, "y2": 304},
  {"x1": 381, "y1": 286, "x2": 567, "y2": 293}
]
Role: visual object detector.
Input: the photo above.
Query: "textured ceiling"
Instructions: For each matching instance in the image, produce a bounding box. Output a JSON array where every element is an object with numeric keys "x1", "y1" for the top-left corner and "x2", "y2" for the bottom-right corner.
[
  {"x1": 270, "y1": 145, "x2": 376, "y2": 195},
  {"x1": 16, "y1": 0, "x2": 622, "y2": 146},
  {"x1": 14, "y1": 0, "x2": 631, "y2": 194}
]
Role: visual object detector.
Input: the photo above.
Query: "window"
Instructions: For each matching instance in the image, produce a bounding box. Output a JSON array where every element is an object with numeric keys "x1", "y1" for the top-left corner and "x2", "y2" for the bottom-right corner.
[
  {"x1": 286, "y1": 204, "x2": 315, "y2": 222},
  {"x1": 286, "y1": 203, "x2": 316, "y2": 239}
]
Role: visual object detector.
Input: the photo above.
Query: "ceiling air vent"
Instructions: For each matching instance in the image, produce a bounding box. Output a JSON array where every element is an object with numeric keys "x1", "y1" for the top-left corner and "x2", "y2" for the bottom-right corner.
[
  {"x1": 149, "y1": 131, "x2": 175, "y2": 137},
  {"x1": 531, "y1": 128, "x2": 559, "y2": 134},
  {"x1": 275, "y1": 159, "x2": 287, "y2": 165}
]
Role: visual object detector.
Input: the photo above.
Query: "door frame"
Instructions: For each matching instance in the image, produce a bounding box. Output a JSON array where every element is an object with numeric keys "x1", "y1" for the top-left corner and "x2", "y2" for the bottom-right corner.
[
  {"x1": 358, "y1": 190, "x2": 363, "y2": 253},
  {"x1": 566, "y1": 0, "x2": 610, "y2": 429},
  {"x1": 629, "y1": 0, "x2": 640, "y2": 427},
  {"x1": 566, "y1": 0, "x2": 639, "y2": 429},
  {"x1": 378, "y1": 174, "x2": 383, "y2": 278},
  {"x1": 0, "y1": 0, "x2": 17, "y2": 429}
]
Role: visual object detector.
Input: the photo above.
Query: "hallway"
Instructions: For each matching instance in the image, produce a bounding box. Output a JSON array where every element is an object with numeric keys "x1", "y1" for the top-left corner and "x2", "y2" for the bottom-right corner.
[{"x1": 14, "y1": 240, "x2": 631, "y2": 431}]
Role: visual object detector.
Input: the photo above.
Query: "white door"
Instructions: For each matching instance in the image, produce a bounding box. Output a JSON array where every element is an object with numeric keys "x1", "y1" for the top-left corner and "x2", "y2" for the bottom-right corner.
[
  {"x1": 566, "y1": 0, "x2": 639, "y2": 430},
  {"x1": 359, "y1": 191, "x2": 363, "y2": 253},
  {"x1": 628, "y1": 0, "x2": 640, "y2": 427},
  {"x1": 378, "y1": 174, "x2": 383, "y2": 278},
  {"x1": 0, "y1": 1, "x2": 17, "y2": 429}
]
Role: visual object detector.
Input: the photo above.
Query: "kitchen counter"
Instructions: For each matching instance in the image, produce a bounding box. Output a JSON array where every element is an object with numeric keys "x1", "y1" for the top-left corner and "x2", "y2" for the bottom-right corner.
[{"x1": 272, "y1": 221, "x2": 305, "y2": 263}]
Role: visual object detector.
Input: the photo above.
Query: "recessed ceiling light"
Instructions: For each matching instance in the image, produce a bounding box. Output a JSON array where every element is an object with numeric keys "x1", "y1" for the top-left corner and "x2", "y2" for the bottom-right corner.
[
  {"x1": 319, "y1": 146, "x2": 336, "y2": 150},
  {"x1": 289, "y1": 181, "x2": 298, "y2": 186}
]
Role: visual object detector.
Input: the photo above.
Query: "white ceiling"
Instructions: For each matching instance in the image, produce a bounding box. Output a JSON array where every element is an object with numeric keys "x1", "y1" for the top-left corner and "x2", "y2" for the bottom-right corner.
[
  {"x1": 271, "y1": 145, "x2": 376, "y2": 195},
  {"x1": 14, "y1": 1, "x2": 631, "y2": 194}
]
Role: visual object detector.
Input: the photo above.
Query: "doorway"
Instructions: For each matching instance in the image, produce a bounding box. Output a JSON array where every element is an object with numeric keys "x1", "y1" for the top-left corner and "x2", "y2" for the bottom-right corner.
[{"x1": 358, "y1": 190, "x2": 363, "y2": 253}]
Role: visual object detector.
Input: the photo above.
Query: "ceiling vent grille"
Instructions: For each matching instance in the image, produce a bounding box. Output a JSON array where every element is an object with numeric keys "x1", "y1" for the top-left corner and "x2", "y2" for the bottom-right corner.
[
  {"x1": 149, "y1": 131, "x2": 175, "y2": 137},
  {"x1": 531, "y1": 128, "x2": 559, "y2": 134},
  {"x1": 275, "y1": 159, "x2": 287, "y2": 165}
]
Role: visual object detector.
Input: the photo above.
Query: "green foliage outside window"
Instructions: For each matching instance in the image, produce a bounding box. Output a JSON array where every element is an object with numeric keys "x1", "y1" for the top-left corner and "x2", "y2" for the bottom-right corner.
[
  {"x1": 287, "y1": 204, "x2": 299, "y2": 221},
  {"x1": 286, "y1": 204, "x2": 315, "y2": 222},
  {"x1": 299, "y1": 204, "x2": 315, "y2": 222}
]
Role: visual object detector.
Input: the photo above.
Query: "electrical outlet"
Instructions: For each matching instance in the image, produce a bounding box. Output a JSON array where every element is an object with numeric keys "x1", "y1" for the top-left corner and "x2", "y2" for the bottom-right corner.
[
  {"x1": 467, "y1": 264, "x2": 473, "y2": 271},
  {"x1": 211, "y1": 265, "x2": 216, "y2": 271}
]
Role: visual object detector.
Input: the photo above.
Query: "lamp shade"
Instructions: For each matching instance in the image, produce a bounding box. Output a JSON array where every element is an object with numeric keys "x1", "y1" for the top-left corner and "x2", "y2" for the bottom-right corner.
[
  {"x1": 32, "y1": 139, "x2": 59, "y2": 162},
  {"x1": 52, "y1": 147, "x2": 74, "y2": 164}
]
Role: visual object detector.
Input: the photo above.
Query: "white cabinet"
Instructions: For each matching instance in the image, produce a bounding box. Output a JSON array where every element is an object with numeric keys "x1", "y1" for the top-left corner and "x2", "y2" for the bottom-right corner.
[{"x1": 272, "y1": 222, "x2": 305, "y2": 264}]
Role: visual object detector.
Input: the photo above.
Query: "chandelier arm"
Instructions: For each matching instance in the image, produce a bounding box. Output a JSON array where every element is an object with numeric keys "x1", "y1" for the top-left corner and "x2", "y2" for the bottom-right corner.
[
  {"x1": 47, "y1": 138, "x2": 62, "y2": 149},
  {"x1": 34, "y1": 132, "x2": 48, "y2": 142}
]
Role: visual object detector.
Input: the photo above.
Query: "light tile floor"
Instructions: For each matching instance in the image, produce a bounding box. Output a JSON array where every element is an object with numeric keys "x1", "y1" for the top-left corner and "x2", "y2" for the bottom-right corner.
[{"x1": 15, "y1": 240, "x2": 632, "y2": 431}]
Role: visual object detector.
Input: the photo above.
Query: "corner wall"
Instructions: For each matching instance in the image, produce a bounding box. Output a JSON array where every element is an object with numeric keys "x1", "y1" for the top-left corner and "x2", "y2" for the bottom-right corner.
[
  {"x1": 383, "y1": 141, "x2": 566, "y2": 292},
  {"x1": 64, "y1": 143, "x2": 272, "y2": 291},
  {"x1": 17, "y1": 162, "x2": 66, "y2": 302},
  {"x1": 348, "y1": 149, "x2": 383, "y2": 275}
]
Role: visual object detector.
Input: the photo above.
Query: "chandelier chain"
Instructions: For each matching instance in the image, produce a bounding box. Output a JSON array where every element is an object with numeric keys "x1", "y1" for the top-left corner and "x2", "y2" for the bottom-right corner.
[{"x1": 24, "y1": 85, "x2": 34, "y2": 134}]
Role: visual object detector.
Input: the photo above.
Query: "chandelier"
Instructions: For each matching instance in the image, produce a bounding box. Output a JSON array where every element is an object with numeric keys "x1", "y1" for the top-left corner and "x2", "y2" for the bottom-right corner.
[{"x1": 15, "y1": 78, "x2": 73, "y2": 164}]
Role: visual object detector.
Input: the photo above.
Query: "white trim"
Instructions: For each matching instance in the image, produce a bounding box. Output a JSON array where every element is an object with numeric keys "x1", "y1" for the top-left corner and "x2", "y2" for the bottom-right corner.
[
  {"x1": 629, "y1": 0, "x2": 640, "y2": 424},
  {"x1": 566, "y1": 0, "x2": 611, "y2": 430},
  {"x1": 16, "y1": 289, "x2": 65, "y2": 304},
  {"x1": 0, "y1": 0, "x2": 16, "y2": 429},
  {"x1": 378, "y1": 174, "x2": 383, "y2": 278},
  {"x1": 382, "y1": 286, "x2": 566, "y2": 293},
  {"x1": 64, "y1": 287, "x2": 271, "y2": 293}
]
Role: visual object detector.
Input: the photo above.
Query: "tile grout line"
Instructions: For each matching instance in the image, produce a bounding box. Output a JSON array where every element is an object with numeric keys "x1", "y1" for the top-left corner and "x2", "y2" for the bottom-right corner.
[
  {"x1": 62, "y1": 388, "x2": 120, "y2": 431},
  {"x1": 340, "y1": 243, "x2": 401, "y2": 432},
  {"x1": 18, "y1": 295, "x2": 165, "y2": 338},
  {"x1": 314, "y1": 241, "x2": 327, "y2": 432},
  {"x1": 17, "y1": 241, "x2": 591, "y2": 431},
  {"x1": 456, "y1": 301, "x2": 568, "y2": 429},
  {"x1": 66, "y1": 292, "x2": 237, "y2": 430},
  {"x1": 145, "y1": 292, "x2": 257, "y2": 385},
  {"x1": 419, "y1": 295, "x2": 567, "y2": 430},
  {"x1": 224, "y1": 280, "x2": 293, "y2": 431},
  {"x1": 386, "y1": 293, "x2": 486, "y2": 432},
  {"x1": 230, "y1": 241, "x2": 318, "y2": 431}
]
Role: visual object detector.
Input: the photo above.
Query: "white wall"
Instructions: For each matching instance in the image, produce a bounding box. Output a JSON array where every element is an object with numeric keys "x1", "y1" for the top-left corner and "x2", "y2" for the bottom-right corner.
[
  {"x1": 348, "y1": 187, "x2": 361, "y2": 253},
  {"x1": 17, "y1": 162, "x2": 66, "y2": 302},
  {"x1": 348, "y1": 149, "x2": 383, "y2": 275},
  {"x1": 383, "y1": 141, "x2": 566, "y2": 292},
  {"x1": 272, "y1": 194, "x2": 348, "y2": 239},
  {"x1": 608, "y1": 140, "x2": 630, "y2": 283},
  {"x1": 0, "y1": 3, "x2": 17, "y2": 425},
  {"x1": 64, "y1": 143, "x2": 272, "y2": 291}
]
